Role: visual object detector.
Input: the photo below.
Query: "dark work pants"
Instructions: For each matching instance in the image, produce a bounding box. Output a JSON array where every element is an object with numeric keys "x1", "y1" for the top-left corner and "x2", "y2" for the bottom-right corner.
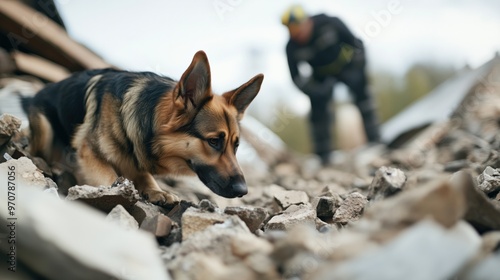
[
  {"x1": 308, "y1": 49, "x2": 380, "y2": 161},
  {"x1": 309, "y1": 93, "x2": 333, "y2": 162},
  {"x1": 337, "y1": 50, "x2": 380, "y2": 143}
]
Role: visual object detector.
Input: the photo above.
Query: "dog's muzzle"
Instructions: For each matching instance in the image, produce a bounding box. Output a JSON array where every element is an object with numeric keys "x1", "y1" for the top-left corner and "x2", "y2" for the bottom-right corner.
[
  {"x1": 228, "y1": 175, "x2": 247, "y2": 197},
  {"x1": 191, "y1": 163, "x2": 248, "y2": 198}
]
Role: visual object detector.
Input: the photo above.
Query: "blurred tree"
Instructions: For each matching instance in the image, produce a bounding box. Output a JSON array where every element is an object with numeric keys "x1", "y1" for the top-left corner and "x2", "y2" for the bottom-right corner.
[
  {"x1": 405, "y1": 65, "x2": 432, "y2": 102},
  {"x1": 373, "y1": 62, "x2": 458, "y2": 123},
  {"x1": 371, "y1": 71, "x2": 404, "y2": 122},
  {"x1": 271, "y1": 105, "x2": 311, "y2": 153}
]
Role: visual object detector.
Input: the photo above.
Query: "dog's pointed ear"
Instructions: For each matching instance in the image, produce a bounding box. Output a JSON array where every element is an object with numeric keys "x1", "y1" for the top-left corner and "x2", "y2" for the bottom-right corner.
[
  {"x1": 174, "y1": 51, "x2": 212, "y2": 109},
  {"x1": 223, "y1": 74, "x2": 264, "y2": 120}
]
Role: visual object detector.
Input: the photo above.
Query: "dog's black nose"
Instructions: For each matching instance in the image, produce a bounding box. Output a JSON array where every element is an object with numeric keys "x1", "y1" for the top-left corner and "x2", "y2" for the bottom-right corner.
[{"x1": 230, "y1": 175, "x2": 247, "y2": 197}]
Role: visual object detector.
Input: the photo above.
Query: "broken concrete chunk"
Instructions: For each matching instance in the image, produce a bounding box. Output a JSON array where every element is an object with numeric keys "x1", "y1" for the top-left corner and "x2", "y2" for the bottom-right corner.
[
  {"x1": 30, "y1": 156, "x2": 53, "y2": 177},
  {"x1": 477, "y1": 166, "x2": 500, "y2": 195},
  {"x1": 460, "y1": 254, "x2": 500, "y2": 280},
  {"x1": 168, "y1": 252, "x2": 257, "y2": 280},
  {"x1": 273, "y1": 187, "x2": 310, "y2": 209},
  {"x1": 332, "y1": 192, "x2": 368, "y2": 224},
  {"x1": 244, "y1": 252, "x2": 282, "y2": 280},
  {"x1": 167, "y1": 200, "x2": 197, "y2": 225},
  {"x1": 198, "y1": 199, "x2": 217, "y2": 212},
  {"x1": 270, "y1": 225, "x2": 335, "y2": 279},
  {"x1": 0, "y1": 177, "x2": 170, "y2": 280},
  {"x1": 181, "y1": 207, "x2": 231, "y2": 240},
  {"x1": 159, "y1": 225, "x2": 182, "y2": 247},
  {"x1": 0, "y1": 157, "x2": 48, "y2": 190},
  {"x1": 444, "y1": 159, "x2": 469, "y2": 172},
  {"x1": 43, "y1": 187, "x2": 60, "y2": 199},
  {"x1": 231, "y1": 233, "x2": 274, "y2": 259},
  {"x1": 224, "y1": 206, "x2": 268, "y2": 233},
  {"x1": 105, "y1": 204, "x2": 139, "y2": 231},
  {"x1": 315, "y1": 217, "x2": 336, "y2": 233},
  {"x1": 66, "y1": 177, "x2": 141, "y2": 213},
  {"x1": 452, "y1": 171, "x2": 500, "y2": 232},
  {"x1": 0, "y1": 113, "x2": 21, "y2": 146},
  {"x1": 140, "y1": 214, "x2": 172, "y2": 238},
  {"x1": 368, "y1": 166, "x2": 406, "y2": 201},
  {"x1": 130, "y1": 201, "x2": 169, "y2": 225},
  {"x1": 364, "y1": 178, "x2": 466, "y2": 232},
  {"x1": 473, "y1": 231, "x2": 500, "y2": 262},
  {"x1": 312, "y1": 194, "x2": 342, "y2": 218},
  {"x1": 312, "y1": 220, "x2": 480, "y2": 280},
  {"x1": 265, "y1": 204, "x2": 316, "y2": 231},
  {"x1": 167, "y1": 216, "x2": 252, "y2": 269}
]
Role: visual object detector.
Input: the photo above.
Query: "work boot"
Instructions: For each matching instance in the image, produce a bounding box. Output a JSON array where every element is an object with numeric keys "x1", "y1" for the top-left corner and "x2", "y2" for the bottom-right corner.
[{"x1": 310, "y1": 119, "x2": 332, "y2": 166}]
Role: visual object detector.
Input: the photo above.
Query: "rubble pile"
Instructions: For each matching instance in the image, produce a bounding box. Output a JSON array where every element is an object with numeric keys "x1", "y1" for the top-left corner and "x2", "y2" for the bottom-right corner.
[{"x1": 1, "y1": 63, "x2": 500, "y2": 279}]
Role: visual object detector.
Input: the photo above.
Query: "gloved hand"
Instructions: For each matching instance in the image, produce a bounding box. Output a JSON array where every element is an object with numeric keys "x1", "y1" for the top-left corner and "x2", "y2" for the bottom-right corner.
[{"x1": 301, "y1": 77, "x2": 336, "y2": 97}]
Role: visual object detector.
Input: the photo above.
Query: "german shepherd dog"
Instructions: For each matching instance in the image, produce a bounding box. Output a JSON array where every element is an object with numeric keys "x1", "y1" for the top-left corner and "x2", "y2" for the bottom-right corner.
[{"x1": 24, "y1": 51, "x2": 264, "y2": 205}]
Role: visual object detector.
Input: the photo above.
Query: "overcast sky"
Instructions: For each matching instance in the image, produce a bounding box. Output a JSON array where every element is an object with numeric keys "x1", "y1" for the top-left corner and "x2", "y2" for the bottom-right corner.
[{"x1": 56, "y1": 0, "x2": 500, "y2": 115}]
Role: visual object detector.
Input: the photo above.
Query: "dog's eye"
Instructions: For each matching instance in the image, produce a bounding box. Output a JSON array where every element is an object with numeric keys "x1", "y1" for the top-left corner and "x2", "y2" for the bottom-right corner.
[
  {"x1": 208, "y1": 138, "x2": 221, "y2": 150},
  {"x1": 234, "y1": 139, "x2": 239, "y2": 153}
]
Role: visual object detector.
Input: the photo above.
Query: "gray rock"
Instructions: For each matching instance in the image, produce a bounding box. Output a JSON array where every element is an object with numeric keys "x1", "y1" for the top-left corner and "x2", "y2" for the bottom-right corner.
[
  {"x1": 181, "y1": 207, "x2": 231, "y2": 240},
  {"x1": 44, "y1": 187, "x2": 60, "y2": 199},
  {"x1": 0, "y1": 113, "x2": 20, "y2": 146},
  {"x1": 315, "y1": 217, "x2": 338, "y2": 233},
  {"x1": 452, "y1": 171, "x2": 500, "y2": 231},
  {"x1": 129, "y1": 200, "x2": 168, "y2": 225},
  {"x1": 444, "y1": 159, "x2": 469, "y2": 172},
  {"x1": 140, "y1": 214, "x2": 172, "y2": 238},
  {"x1": 465, "y1": 231, "x2": 500, "y2": 268},
  {"x1": 312, "y1": 220, "x2": 480, "y2": 280},
  {"x1": 166, "y1": 216, "x2": 254, "y2": 273},
  {"x1": 224, "y1": 206, "x2": 268, "y2": 232},
  {"x1": 159, "y1": 226, "x2": 182, "y2": 246},
  {"x1": 272, "y1": 187, "x2": 310, "y2": 209},
  {"x1": 270, "y1": 224, "x2": 340, "y2": 279},
  {"x1": 105, "y1": 204, "x2": 139, "y2": 231},
  {"x1": 477, "y1": 166, "x2": 500, "y2": 195},
  {"x1": 198, "y1": 199, "x2": 217, "y2": 212},
  {"x1": 66, "y1": 177, "x2": 141, "y2": 213},
  {"x1": 0, "y1": 164, "x2": 170, "y2": 280},
  {"x1": 312, "y1": 194, "x2": 342, "y2": 218},
  {"x1": 318, "y1": 184, "x2": 347, "y2": 197},
  {"x1": 231, "y1": 233, "x2": 274, "y2": 258},
  {"x1": 168, "y1": 252, "x2": 257, "y2": 280},
  {"x1": 364, "y1": 178, "x2": 466, "y2": 230},
  {"x1": 368, "y1": 166, "x2": 406, "y2": 201},
  {"x1": 280, "y1": 252, "x2": 324, "y2": 279},
  {"x1": 264, "y1": 184, "x2": 308, "y2": 209},
  {"x1": 243, "y1": 252, "x2": 281, "y2": 280},
  {"x1": 0, "y1": 157, "x2": 48, "y2": 191},
  {"x1": 265, "y1": 204, "x2": 316, "y2": 231},
  {"x1": 271, "y1": 224, "x2": 331, "y2": 260},
  {"x1": 166, "y1": 200, "x2": 197, "y2": 225},
  {"x1": 332, "y1": 192, "x2": 368, "y2": 224},
  {"x1": 461, "y1": 253, "x2": 500, "y2": 280}
]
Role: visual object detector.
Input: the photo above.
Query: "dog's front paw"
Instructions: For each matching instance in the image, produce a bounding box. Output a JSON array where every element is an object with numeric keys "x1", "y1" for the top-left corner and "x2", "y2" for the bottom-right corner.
[{"x1": 143, "y1": 189, "x2": 180, "y2": 206}]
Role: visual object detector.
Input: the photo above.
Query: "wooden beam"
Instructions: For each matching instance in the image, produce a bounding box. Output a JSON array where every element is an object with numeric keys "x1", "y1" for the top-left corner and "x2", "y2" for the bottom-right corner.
[
  {"x1": 12, "y1": 51, "x2": 70, "y2": 82},
  {"x1": 0, "y1": 1, "x2": 111, "y2": 71}
]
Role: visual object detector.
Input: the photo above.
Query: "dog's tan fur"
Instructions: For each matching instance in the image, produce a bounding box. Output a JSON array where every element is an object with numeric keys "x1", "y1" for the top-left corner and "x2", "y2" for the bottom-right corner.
[{"x1": 27, "y1": 51, "x2": 264, "y2": 205}]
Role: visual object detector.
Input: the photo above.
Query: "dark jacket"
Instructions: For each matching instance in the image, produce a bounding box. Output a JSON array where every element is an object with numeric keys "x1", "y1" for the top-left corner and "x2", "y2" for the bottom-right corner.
[{"x1": 286, "y1": 14, "x2": 363, "y2": 92}]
